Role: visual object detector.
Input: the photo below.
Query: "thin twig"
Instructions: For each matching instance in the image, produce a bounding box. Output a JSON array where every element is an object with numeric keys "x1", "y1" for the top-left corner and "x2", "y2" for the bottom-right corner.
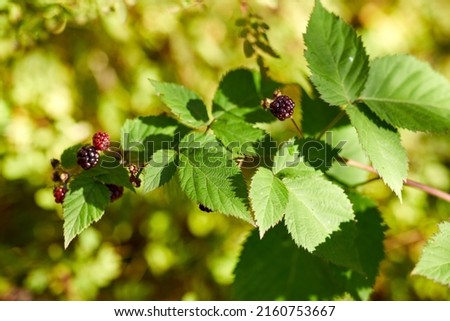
[
  {"x1": 403, "y1": 179, "x2": 450, "y2": 203},
  {"x1": 290, "y1": 118, "x2": 303, "y2": 139},
  {"x1": 316, "y1": 110, "x2": 346, "y2": 140},
  {"x1": 337, "y1": 156, "x2": 450, "y2": 203}
]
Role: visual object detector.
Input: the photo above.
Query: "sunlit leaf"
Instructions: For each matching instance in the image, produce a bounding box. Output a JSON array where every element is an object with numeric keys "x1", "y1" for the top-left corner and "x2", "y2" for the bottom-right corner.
[
  {"x1": 249, "y1": 167, "x2": 289, "y2": 236},
  {"x1": 63, "y1": 176, "x2": 110, "y2": 248},
  {"x1": 346, "y1": 104, "x2": 408, "y2": 199},
  {"x1": 413, "y1": 222, "x2": 450, "y2": 286},
  {"x1": 282, "y1": 164, "x2": 354, "y2": 251},
  {"x1": 361, "y1": 55, "x2": 450, "y2": 132},
  {"x1": 304, "y1": 0, "x2": 369, "y2": 106},
  {"x1": 150, "y1": 80, "x2": 209, "y2": 128}
]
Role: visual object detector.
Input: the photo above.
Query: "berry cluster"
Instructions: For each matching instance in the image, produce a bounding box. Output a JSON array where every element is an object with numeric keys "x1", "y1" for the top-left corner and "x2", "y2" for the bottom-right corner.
[
  {"x1": 51, "y1": 158, "x2": 69, "y2": 204},
  {"x1": 76, "y1": 131, "x2": 111, "y2": 171},
  {"x1": 262, "y1": 89, "x2": 295, "y2": 121},
  {"x1": 51, "y1": 131, "x2": 131, "y2": 205}
]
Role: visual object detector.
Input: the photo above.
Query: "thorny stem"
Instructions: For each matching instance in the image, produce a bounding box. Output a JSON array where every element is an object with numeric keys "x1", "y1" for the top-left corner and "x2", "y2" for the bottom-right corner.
[
  {"x1": 316, "y1": 110, "x2": 346, "y2": 140},
  {"x1": 337, "y1": 156, "x2": 450, "y2": 203}
]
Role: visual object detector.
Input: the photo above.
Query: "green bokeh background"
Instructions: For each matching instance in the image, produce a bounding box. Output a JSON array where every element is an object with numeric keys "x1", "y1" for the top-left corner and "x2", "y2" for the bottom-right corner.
[{"x1": 0, "y1": 0, "x2": 449, "y2": 300}]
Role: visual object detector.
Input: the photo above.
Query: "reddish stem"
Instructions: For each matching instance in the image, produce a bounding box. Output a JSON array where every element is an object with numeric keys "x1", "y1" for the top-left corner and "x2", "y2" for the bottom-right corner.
[{"x1": 338, "y1": 156, "x2": 450, "y2": 203}]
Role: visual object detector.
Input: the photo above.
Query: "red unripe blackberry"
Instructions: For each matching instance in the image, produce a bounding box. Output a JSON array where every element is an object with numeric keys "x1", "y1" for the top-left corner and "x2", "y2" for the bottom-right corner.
[
  {"x1": 77, "y1": 145, "x2": 100, "y2": 170},
  {"x1": 106, "y1": 184, "x2": 124, "y2": 202},
  {"x1": 269, "y1": 95, "x2": 295, "y2": 121},
  {"x1": 53, "y1": 186, "x2": 67, "y2": 204},
  {"x1": 92, "y1": 131, "x2": 110, "y2": 151}
]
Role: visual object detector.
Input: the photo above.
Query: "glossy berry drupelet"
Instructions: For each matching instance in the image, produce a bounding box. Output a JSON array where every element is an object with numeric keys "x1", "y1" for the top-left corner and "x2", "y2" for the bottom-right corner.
[
  {"x1": 92, "y1": 131, "x2": 110, "y2": 151},
  {"x1": 106, "y1": 184, "x2": 124, "y2": 202},
  {"x1": 269, "y1": 94, "x2": 295, "y2": 121},
  {"x1": 77, "y1": 145, "x2": 100, "y2": 170},
  {"x1": 53, "y1": 186, "x2": 67, "y2": 204}
]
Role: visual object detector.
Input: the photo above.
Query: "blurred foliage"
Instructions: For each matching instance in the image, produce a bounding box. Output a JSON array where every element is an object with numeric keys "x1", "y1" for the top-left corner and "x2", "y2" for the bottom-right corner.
[{"x1": 0, "y1": 0, "x2": 449, "y2": 300}]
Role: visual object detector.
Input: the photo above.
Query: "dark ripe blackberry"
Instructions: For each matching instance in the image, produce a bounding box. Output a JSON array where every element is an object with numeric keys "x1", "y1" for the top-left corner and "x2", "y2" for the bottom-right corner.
[
  {"x1": 92, "y1": 131, "x2": 110, "y2": 151},
  {"x1": 129, "y1": 174, "x2": 141, "y2": 188},
  {"x1": 50, "y1": 158, "x2": 60, "y2": 169},
  {"x1": 77, "y1": 145, "x2": 100, "y2": 170},
  {"x1": 269, "y1": 95, "x2": 295, "y2": 121},
  {"x1": 199, "y1": 204, "x2": 212, "y2": 213},
  {"x1": 106, "y1": 184, "x2": 124, "y2": 202},
  {"x1": 53, "y1": 186, "x2": 67, "y2": 204}
]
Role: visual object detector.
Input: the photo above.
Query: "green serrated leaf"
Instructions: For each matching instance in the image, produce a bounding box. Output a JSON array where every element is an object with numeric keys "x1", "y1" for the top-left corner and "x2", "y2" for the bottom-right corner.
[
  {"x1": 361, "y1": 55, "x2": 450, "y2": 132},
  {"x1": 346, "y1": 104, "x2": 408, "y2": 199},
  {"x1": 272, "y1": 139, "x2": 301, "y2": 175},
  {"x1": 299, "y1": 137, "x2": 340, "y2": 172},
  {"x1": 63, "y1": 176, "x2": 110, "y2": 248},
  {"x1": 304, "y1": 0, "x2": 369, "y2": 106},
  {"x1": 314, "y1": 192, "x2": 385, "y2": 281},
  {"x1": 233, "y1": 224, "x2": 375, "y2": 300},
  {"x1": 78, "y1": 157, "x2": 135, "y2": 191},
  {"x1": 120, "y1": 115, "x2": 186, "y2": 163},
  {"x1": 150, "y1": 80, "x2": 209, "y2": 128},
  {"x1": 60, "y1": 143, "x2": 83, "y2": 168},
  {"x1": 212, "y1": 68, "x2": 274, "y2": 123},
  {"x1": 211, "y1": 114, "x2": 265, "y2": 156},
  {"x1": 177, "y1": 135, "x2": 253, "y2": 223},
  {"x1": 282, "y1": 165, "x2": 354, "y2": 251},
  {"x1": 326, "y1": 125, "x2": 370, "y2": 186},
  {"x1": 249, "y1": 167, "x2": 289, "y2": 237},
  {"x1": 413, "y1": 222, "x2": 450, "y2": 286},
  {"x1": 142, "y1": 149, "x2": 177, "y2": 192}
]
